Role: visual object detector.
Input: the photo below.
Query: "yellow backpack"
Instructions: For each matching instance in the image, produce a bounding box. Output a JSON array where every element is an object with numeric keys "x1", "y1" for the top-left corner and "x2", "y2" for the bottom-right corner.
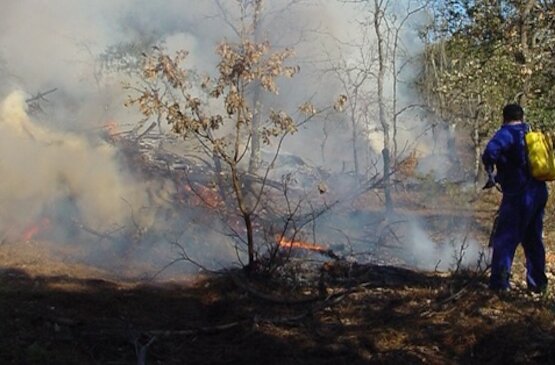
[{"x1": 525, "y1": 130, "x2": 555, "y2": 181}]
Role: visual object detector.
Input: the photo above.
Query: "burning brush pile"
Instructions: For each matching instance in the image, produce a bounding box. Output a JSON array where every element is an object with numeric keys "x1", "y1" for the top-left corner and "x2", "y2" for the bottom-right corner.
[
  {"x1": 0, "y1": 91, "x2": 216, "y2": 274},
  {"x1": 0, "y1": 90, "x2": 345, "y2": 277},
  {"x1": 0, "y1": 88, "x2": 484, "y2": 279},
  {"x1": 0, "y1": 91, "x2": 136, "y2": 242}
]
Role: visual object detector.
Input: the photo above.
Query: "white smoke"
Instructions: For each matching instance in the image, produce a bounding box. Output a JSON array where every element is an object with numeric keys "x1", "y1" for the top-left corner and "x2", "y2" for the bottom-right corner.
[
  {"x1": 0, "y1": 91, "x2": 139, "y2": 236},
  {"x1": 0, "y1": 1, "x2": 475, "y2": 277},
  {"x1": 405, "y1": 220, "x2": 487, "y2": 271}
]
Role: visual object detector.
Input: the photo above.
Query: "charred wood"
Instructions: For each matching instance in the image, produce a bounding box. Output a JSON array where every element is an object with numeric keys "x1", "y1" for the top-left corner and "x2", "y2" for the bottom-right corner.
[{"x1": 25, "y1": 88, "x2": 58, "y2": 103}]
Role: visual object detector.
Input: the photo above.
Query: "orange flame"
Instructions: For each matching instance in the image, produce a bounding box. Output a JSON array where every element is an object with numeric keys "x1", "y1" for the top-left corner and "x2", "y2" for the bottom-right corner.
[
  {"x1": 275, "y1": 235, "x2": 329, "y2": 253},
  {"x1": 22, "y1": 218, "x2": 51, "y2": 241},
  {"x1": 103, "y1": 120, "x2": 119, "y2": 138}
]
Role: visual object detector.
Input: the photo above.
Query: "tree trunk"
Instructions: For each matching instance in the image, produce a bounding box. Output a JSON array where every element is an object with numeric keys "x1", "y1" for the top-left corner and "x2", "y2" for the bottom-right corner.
[
  {"x1": 230, "y1": 164, "x2": 256, "y2": 269},
  {"x1": 244, "y1": 212, "x2": 255, "y2": 270},
  {"x1": 213, "y1": 152, "x2": 227, "y2": 201},
  {"x1": 517, "y1": 0, "x2": 535, "y2": 105},
  {"x1": 351, "y1": 111, "x2": 361, "y2": 185},
  {"x1": 447, "y1": 122, "x2": 460, "y2": 166},
  {"x1": 248, "y1": 0, "x2": 264, "y2": 175},
  {"x1": 248, "y1": 85, "x2": 262, "y2": 174},
  {"x1": 208, "y1": 129, "x2": 228, "y2": 201},
  {"x1": 473, "y1": 119, "x2": 481, "y2": 190},
  {"x1": 374, "y1": 0, "x2": 393, "y2": 214}
]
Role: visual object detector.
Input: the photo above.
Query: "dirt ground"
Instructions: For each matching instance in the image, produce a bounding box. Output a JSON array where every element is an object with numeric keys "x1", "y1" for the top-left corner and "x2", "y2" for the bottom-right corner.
[{"x1": 2, "y1": 188, "x2": 555, "y2": 364}]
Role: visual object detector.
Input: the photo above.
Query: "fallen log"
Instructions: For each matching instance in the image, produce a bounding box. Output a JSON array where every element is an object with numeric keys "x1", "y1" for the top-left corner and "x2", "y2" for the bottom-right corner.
[{"x1": 135, "y1": 121, "x2": 157, "y2": 141}]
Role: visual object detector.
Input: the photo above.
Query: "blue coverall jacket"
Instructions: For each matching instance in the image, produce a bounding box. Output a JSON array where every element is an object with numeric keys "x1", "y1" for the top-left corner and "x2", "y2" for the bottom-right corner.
[{"x1": 482, "y1": 122, "x2": 548, "y2": 291}]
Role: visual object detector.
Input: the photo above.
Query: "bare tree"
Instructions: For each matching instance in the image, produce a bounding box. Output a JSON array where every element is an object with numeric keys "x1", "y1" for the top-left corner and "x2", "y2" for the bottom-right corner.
[
  {"x1": 126, "y1": 40, "x2": 333, "y2": 270},
  {"x1": 386, "y1": 0, "x2": 429, "y2": 163},
  {"x1": 323, "y1": 31, "x2": 376, "y2": 185},
  {"x1": 335, "y1": 0, "x2": 429, "y2": 212},
  {"x1": 373, "y1": 0, "x2": 394, "y2": 214},
  {"x1": 212, "y1": 0, "x2": 317, "y2": 176}
]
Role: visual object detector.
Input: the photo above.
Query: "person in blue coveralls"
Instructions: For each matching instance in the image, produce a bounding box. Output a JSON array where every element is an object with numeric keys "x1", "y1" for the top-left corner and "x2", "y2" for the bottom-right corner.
[{"x1": 482, "y1": 104, "x2": 548, "y2": 293}]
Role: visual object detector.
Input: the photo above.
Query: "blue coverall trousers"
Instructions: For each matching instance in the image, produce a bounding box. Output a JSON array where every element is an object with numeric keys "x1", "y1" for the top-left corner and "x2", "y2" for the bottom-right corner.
[{"x1": 490, "y1": 180, "x2": 548, "y2": 291}]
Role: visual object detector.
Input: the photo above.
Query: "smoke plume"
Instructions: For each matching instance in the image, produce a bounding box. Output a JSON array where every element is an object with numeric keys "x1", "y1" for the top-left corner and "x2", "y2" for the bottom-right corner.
[
  {"x1": 0, "y1": 91, "x2": 137, "y2": 237},
  {"x1": 0, "y1": 1, "x2": 477, "y2": 276}
]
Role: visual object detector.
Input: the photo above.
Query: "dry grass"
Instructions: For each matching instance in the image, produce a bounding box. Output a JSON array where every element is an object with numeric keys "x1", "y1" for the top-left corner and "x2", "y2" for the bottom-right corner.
[
  {"x1": 1, "y1": 181, "x2": 555, "y2": 364},
  {"x1": 2, "y1": 237, "x2": 555, "y2": 365}
]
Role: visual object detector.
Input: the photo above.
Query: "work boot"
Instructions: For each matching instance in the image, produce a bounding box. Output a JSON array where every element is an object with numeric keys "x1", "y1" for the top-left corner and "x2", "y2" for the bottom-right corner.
[
  {"x1": 488, "y1": 285, "x2": 510, "y2": 299},
  {"x1": 528, "y1": 284, "x2": 548, "y2": 295}
]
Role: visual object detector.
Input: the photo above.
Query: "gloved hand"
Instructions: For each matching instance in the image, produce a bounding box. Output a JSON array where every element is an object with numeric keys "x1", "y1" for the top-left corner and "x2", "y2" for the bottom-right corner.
[
  {"x1": 482, "y1": 166, "x2": 496, "y2": 190},
  {"x1": 482, "y1": 175, "x2": 496, "y2": 190}
]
